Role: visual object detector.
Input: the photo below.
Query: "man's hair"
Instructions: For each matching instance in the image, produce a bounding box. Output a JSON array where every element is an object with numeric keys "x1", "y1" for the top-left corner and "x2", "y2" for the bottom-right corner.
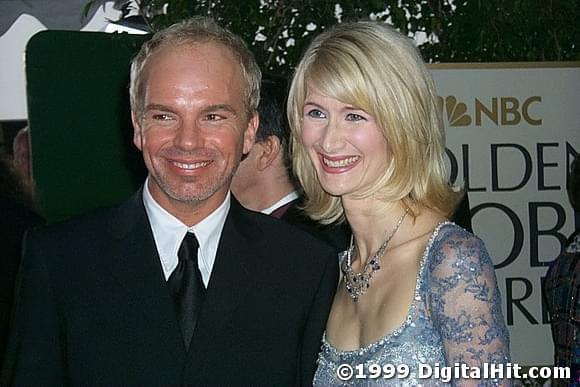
[
  {"x1": 256, "y1": 76, "x2": 291, "y2": 174},
  {"x1": 288, "y1": 21, "x2": 460, "y2": 224},
  {"x1": 130, "y1": 16, "x2": 261, "y2": 119},
  {"x1": 568, "y1": 153, "x2": 580, "y2": 211}
]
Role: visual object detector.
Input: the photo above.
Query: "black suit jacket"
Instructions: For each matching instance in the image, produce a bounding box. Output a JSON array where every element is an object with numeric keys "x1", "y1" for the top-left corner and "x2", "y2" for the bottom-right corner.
[
  {"x1": 1, "y1": 191, "x2": 338, "y2": 386},
  {"x1": 280, "y1": 197, "x2": 350, "y2": 256},
  {"x1": 0, "y1": 199, "x2": 43, "y2": 368}
]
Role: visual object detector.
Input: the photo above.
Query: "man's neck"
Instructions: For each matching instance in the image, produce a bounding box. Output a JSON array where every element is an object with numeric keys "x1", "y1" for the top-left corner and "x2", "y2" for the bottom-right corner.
[
  {"x1": 240, "y1": 174, "x2": 295, "y2": 212},
  {"x1": 146, "y1": 177, "x2": 229, "y2": 226}
]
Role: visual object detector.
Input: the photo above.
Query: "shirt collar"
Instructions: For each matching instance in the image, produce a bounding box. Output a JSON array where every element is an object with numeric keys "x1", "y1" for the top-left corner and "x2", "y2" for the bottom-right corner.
[
  {"x1": 142, "y1": 177, "x2": 230, "y2": 282},
  {"x1": 261, "y1": 191, "x2": 299, "y2": 215}
]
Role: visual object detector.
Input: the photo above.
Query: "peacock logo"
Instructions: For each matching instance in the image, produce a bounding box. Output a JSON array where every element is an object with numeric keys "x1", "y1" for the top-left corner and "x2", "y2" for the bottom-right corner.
[{"x1": 437, "y1": 96, "x2": 472, "y2": 127}]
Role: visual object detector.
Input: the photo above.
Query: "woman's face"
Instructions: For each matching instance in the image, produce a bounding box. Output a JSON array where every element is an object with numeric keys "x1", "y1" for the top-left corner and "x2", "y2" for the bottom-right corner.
[{"x1": 300, "y1": 86, "x2": 390, "y2": 198}]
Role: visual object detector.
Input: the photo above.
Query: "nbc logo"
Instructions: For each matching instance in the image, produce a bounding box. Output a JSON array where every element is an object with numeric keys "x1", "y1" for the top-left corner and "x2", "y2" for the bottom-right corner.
[{"x1": 437, "y1": 96, "x2": 542, "y2": 127}]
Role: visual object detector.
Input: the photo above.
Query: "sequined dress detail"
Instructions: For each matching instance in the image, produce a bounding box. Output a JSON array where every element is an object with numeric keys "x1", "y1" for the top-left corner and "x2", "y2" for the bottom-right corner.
[{"x1": 314, "y1": 223, "x2": 511, "y2": 386}]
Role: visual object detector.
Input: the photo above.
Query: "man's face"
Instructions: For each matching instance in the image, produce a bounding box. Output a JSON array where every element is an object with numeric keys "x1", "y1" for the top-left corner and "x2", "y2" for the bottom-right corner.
[{"x1": 132, "y1": 42, "x2": 257, "y2": 216}]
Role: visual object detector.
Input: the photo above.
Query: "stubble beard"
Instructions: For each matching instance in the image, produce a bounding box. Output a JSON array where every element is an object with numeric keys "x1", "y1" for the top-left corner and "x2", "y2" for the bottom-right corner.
[{"x1": 151, "y1": 156, "x2": 241, "y2": 205}]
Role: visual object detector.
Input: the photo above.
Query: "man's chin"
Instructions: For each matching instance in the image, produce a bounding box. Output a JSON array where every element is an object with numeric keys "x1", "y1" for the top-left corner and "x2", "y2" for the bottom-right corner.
[
  {"x1": 163, "y1": 182, "x2": 230, "y2": 205},
  {"x1": 150, "y1": 171, "x2": 233, "y2": 206},
  {"x1": 165, "y1": 189, "x2": 215, "y2": 204}
]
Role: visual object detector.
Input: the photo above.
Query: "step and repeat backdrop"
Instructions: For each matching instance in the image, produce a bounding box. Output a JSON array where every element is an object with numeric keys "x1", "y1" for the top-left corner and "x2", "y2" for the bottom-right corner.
[{"x1": 431, "y1": 63, "x2": 579, "y2": 365}]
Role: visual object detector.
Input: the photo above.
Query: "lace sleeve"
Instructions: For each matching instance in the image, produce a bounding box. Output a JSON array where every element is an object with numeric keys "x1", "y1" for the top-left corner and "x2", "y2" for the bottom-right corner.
[{"x1": 426, "y1": 226, "x2": 511, "y2": 384}]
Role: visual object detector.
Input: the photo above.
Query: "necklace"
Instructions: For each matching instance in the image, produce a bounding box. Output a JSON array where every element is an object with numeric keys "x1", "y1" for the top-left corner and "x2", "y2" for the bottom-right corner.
[{"x1": 341, "y1": 208, "x2": 409, "y2": 302}]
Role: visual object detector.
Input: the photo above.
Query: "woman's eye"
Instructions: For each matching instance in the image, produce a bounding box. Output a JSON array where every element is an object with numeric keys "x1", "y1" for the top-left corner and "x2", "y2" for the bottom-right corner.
[
  {"x1": 306, "y1": 109, "x2": 326, "y2": 119},
  {"x1": 346, "y1": 113, "x2": 366, "y2": 121}
]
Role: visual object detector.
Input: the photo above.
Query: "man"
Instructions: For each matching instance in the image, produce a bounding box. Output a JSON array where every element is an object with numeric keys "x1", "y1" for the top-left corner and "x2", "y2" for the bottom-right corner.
[
  {"x1": 231, "y1": 78, "x2": 297, "y2": 218},
  {"x1": 0, "y1": 155, "x2": 43, "y2": 368},
  {"x1": 12, "y1": 126, "x2": 32, "y2": 185},
  {"x1": 544, "y1": 153, "x2": 580, "y2": 386},
  {"x1": 2, "y1": 17, "x2": 338, "y2": 386},
  {"x1": 231, "y1": 78, "x2": 350, "y2": 253}
]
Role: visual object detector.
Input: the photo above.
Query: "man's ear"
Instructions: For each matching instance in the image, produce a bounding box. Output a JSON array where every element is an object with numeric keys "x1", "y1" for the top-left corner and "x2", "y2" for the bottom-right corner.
[
  {"x1": 256, "y1": 136, "x2": 281, "y2": 171},
  {"x1": 242, "y1": 112, "x2": 259, "y2": 155},
  {"x1": 131, "y1": 111, "x2": 143, "y2": 151}
]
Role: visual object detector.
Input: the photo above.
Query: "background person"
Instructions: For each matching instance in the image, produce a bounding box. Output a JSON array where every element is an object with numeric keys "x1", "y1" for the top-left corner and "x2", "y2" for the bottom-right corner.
[
  {"x1": 544, "y1": 153, "x2": 580, "y2": 387},
  {"x1": 232, "y1": 76, "x2": 350, "y2": 253},
  {"x1": 288, "y1": 21, "x2": 510, "y2": 385},
  {"x1": 0, "y1": 155, "x2": 43, "y2": 368},
  {"x1": 12, "y1": 126, "x2": 33, "y2": 185},
  {"x1": 2, "y1": 17, "x2": 338, "y2": 386}
]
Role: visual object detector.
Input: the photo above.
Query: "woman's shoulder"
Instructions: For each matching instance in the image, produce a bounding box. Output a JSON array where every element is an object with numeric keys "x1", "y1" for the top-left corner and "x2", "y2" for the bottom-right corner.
[
  {"x1": 433, "y1": 221, "x2": 478, "y2": 242},
  {"x1": 430, "y1": 221, "x2": 487, "y2": 254},
  {"x1": 424, "y1": 222, "x2": 494, "y2": 279}
]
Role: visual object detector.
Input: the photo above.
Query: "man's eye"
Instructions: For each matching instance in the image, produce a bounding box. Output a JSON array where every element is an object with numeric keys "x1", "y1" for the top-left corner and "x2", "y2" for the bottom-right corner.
[
  {"x1": 151, "y1": 113, "x2": 173, "y2": 121},
  {"x1": 346, "y1": 113, "x2": 366, "y2": 121},
  {"x1": 205, "y1": 114, "x2": 224, "y2": 121},
  {"x1": 306, "y1": 109, "x2": 326, "y2": 119}
]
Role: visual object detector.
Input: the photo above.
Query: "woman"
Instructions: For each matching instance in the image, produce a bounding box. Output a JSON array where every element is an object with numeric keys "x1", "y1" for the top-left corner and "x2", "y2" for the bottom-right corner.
[{"x1": 288, "y1": 22, "x2": 510, "y2": 385}]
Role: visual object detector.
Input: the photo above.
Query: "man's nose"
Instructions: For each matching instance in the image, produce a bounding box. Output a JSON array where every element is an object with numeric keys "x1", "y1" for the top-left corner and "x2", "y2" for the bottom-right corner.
[{"x1": 174, "y1": 119, "x2": 202, "y2": 149}]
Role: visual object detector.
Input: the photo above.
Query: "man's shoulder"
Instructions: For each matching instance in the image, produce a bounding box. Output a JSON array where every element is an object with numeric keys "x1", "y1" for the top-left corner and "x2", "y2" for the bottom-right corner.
[
  {"x1": 281, "y1": 201, "x2": 350, "y2": 255},
  {"x1": 236, "y1": 208, "x2": 339, "y2": 285},
  {"x1": 243, "y1": 206, "x2": 321, "y2": 239},
  {"x1": 26, "y1": 206, "x2": 114, "y2": 245},
  {"x1": 27, "y1": 194, "x2": 141, "y2": 245},
  {"x1": 238, "y1": 205, "x2": 336, "y2": 257}
]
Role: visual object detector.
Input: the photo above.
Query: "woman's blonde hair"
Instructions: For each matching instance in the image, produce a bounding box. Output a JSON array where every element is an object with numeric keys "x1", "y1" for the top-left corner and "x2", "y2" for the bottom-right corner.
[{"x1": 288, "y1": 21, "x2": 461, "y2": 224}]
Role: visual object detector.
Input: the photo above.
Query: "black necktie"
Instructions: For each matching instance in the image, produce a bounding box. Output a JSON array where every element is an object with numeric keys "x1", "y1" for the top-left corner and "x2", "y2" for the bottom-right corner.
[{"x1": 168, "y1": 232, "x2": 205, "y2": 350}]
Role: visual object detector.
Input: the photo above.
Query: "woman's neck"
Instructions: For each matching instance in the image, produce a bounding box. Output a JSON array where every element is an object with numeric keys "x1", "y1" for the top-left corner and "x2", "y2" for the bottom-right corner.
[{"x1": 342, "y1": 195, "x2": 410, "y2": 266}]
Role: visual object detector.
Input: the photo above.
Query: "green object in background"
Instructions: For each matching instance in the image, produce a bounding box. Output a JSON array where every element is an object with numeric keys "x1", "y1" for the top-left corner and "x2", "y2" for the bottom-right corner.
[{"x1": 26, "y1": 30, "x2": 149, "y2": 223}]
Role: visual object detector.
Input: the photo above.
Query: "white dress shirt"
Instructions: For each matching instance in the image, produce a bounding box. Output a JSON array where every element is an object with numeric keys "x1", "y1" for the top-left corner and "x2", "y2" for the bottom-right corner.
[
  {"x1": 142, "y1": 178, "x2": 230, "y2": 287},
  {"x1": 260, "y1": 191, "x2": 299, "y2": 215}
]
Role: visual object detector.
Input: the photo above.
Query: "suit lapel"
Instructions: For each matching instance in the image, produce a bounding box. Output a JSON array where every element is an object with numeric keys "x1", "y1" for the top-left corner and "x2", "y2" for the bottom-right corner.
[
  {"x1": 105, "y1": 193, "x2": 265, "y2": 371},
  {"x1": 106, "y1": 193, "x2": 262, "y2": 355},
  {"x1": 189, "y1": 198, "x2": 259, "y2": 347},
  {"x1": 107, "y1": 189, "x2": 185, "y2": 354},
  {"x1": 203, "y1": 199, "x2": 258, "y2": 320}
]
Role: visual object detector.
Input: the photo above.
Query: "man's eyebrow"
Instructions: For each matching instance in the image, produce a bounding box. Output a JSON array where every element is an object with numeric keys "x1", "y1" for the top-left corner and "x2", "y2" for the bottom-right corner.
[
  {"x1": 142, "y1": 103, "x2": 239, "y2": 116},
  {"x1": 143, "y1": 104, "x2": 175, "y2": 112},
  {"x1": 201, "y1": 104, "x2": 238, "y2": 116}
]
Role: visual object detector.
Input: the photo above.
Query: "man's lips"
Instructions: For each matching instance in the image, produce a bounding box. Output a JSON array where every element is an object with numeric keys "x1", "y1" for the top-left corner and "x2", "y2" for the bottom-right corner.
[
  {"x1": 160, "y1": 148, "x2": 219, "y2": 172},
  {"x1": 169, "y1": 159, "x2": 212, "y2": 170},
  {"x1": 167, "y1": 159, "x2": 213, "y2": 172}
]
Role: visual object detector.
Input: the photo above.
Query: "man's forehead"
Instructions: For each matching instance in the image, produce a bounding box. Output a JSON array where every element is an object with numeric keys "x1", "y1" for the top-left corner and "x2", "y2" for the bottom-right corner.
[
  {"x1": 142, "y1": 42, "x2": 243, "y2": 89},
  {"x1": 138, "y1": 40, "x2": 251, "y2": 115},
  {"x1": 149, "y1": 40, "x2": 238, "y2": 68}
]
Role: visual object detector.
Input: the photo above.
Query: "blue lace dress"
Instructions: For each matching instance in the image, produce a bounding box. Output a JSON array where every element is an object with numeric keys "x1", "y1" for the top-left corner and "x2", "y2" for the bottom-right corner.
[{"x1": 314, "y1": 222, "x2": 511, "y2": 386}]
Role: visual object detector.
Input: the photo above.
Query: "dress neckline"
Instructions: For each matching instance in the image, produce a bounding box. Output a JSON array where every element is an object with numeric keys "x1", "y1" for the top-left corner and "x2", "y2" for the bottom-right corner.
[{"x1": 323, "y1": 221, "x2": 454, "y2": 356}]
